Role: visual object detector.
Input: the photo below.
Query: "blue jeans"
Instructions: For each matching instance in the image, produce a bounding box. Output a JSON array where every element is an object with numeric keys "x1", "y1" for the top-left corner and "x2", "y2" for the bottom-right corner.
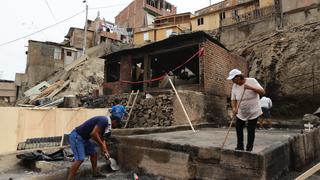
[{"x1": 69, "y1": 130, "x2": 96, "y2": 161}]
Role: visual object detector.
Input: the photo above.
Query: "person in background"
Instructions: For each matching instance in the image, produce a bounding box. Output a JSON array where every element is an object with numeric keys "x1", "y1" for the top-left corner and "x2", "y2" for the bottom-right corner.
[
  {"x1": 227, "y1": 69, "x2": 265, "y2": 152},
  {"x1": 67, "y1": 116, "x2": 112, "y2": 180},
  {"x1": 110, "y1": 98, "x2": 128, "y2": 128},
  {"x1": 259, "y1": 96, "x2": 273, "y2": 129}
]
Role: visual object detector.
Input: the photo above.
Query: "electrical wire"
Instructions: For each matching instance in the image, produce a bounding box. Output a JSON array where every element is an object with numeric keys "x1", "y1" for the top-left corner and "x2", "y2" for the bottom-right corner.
[
  {"x1": 0, "y1": 3, "x2": 130, "y2": 48},
  {"x1": 44, "y1": 0, "x2": 57, "y2": 22},
  {"x1": 0, "y1": 10, "x2": 84, "y2": 47},
  {"x1": 89, "y1": 3, "x2": 129, "y2": 10}
]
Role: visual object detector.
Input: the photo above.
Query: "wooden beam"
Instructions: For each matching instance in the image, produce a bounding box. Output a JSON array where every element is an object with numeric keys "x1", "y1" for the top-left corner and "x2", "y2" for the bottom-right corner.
[
  {"x1": 295, "y1": 162, "x2": 320, "y2": 180},
  {"x1": 143, "y1": 54, "x2": 150, "y2": 91}
]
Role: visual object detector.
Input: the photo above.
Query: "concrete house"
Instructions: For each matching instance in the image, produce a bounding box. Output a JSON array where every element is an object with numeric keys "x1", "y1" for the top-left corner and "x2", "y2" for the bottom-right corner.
[
  {"x1": 25, "y1": 40, "x2": 81, "y2": 87},
  {"x1": 191, "y1": 0, "x2": 275, "y2": 31},
  {"x1": 102, "y1": 31, "x2": 247, "y2": 123},
  {"x1": 133, "y1": 12, "x2": 194, "y2": 45}
]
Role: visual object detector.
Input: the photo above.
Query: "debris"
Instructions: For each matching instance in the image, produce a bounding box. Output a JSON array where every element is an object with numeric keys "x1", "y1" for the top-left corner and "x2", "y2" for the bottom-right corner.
[
  {"x1": 24, "y1": 81, "x2": 50, "y2": 97},
  {"x1": 302, "y1": 114, "x2": 320, "y2": 124},
  {"x1": 313, "y1": 107, "x2": 320, "y2": 117},
  {"x1": 132, "y1": 173, "x2": 139, "y2": 180}
]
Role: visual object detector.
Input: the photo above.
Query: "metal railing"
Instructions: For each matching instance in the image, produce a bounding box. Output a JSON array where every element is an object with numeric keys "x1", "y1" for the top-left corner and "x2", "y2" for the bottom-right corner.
[{"x1": 221, "y1": 5, "x2": 275, "y2": 27}]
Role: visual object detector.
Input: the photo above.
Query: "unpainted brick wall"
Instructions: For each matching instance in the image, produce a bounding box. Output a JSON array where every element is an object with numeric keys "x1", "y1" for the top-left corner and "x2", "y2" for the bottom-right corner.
[
  {"x1": 104, "y1": 55, "x2": 132, "y2": 94},
  {"x1": 201, "y1": 40, "x2": 247, "y2": 97}
]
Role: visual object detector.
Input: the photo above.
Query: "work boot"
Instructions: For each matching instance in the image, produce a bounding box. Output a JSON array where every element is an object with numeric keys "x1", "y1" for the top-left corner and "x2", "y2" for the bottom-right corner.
[
  {"x1": 246, "y1": 146, "x2": 253, "y2": 152},
  {"x1": 235, "y1": 146, "x2": 244, "y2": 151},
  {"x1": 92, "y1": 171, "x2": 106, "y2": 178}
]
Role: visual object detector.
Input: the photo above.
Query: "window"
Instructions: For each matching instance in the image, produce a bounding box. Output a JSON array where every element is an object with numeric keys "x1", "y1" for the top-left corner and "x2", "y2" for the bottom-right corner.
[
  {"x1": 219, "y1": 11, "x2": 226, "y2": 20},
  {"x1": 233, "y1": 9, "x2": 238, "y2": 17},
  {"x1": 197, "y1": 17, "x2": 204, "y2": 26},
  {"x1": 66, "y1": 51, "x2": 72, "y2": 56},
  {"x1": 143, "y1": 33, "x2": 149, "y2": 41},
  {"x1": 166, "y1": 29, "x2": 173, "y2": 37},
  {"x1": 54, "y1": 47, "x2": 62, "y2": 60}
]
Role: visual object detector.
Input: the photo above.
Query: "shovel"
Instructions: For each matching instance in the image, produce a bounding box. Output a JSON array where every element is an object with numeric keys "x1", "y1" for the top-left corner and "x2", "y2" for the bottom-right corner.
[{"x1": 105, "y1": 153, "x2": 120, "y2": 171}]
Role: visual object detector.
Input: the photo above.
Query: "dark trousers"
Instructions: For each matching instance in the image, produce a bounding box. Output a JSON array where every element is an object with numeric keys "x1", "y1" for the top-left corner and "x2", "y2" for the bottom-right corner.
[{"x1": 236, "y1": 117, "x2": 258, "y2": 150}]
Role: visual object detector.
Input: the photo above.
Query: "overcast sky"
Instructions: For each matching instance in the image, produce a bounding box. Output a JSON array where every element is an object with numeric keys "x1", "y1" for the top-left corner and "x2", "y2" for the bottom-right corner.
[{"x1": 0, "y1": 0, "x2": 222, "y2": 80}]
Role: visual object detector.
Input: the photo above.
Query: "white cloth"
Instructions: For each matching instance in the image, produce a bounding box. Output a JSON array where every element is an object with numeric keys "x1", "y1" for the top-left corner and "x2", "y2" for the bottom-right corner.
[
  {"x1": 231, "y1": 78, "x2": 263, "y2": 121},
  {"x1": 260, "y1": 96, "x2": 272, "y2": 109}
]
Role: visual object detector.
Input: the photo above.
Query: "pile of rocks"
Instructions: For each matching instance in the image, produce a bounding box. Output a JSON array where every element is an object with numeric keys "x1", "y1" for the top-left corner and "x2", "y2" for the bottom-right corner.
[{"x1": 105, "y1": 92, "x2": 174, "y2": 128}]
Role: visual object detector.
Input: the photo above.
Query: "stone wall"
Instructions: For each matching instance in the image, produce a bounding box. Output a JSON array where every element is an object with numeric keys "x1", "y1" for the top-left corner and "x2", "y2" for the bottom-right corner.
[
  {"x1": 104, "y1": 90, "x2": 223, "y2": 128},
  {"x1": 105, "y1": 91, "x2": 174, "y2": 128}
]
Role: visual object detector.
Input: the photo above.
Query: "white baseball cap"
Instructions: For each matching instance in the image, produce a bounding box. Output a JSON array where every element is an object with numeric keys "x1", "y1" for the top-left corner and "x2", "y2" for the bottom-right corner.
[{"x1": 227, "y1": 69, "x2": 242, "y2": 80}]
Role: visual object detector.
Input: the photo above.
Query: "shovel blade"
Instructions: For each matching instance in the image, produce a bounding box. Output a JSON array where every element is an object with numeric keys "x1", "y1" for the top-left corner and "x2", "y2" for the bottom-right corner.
[{"x1": 109, "y1": 158, "x2": 120, "y2": 171}]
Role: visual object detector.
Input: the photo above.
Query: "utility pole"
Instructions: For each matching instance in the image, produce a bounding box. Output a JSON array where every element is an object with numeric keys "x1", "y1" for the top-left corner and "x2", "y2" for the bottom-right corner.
[
  {"x1": 210, "y1": 0, "x2": 212, "y2": 5},
  {"x1": 83, "y1": 0, "x2": 88, "y2": 55}
]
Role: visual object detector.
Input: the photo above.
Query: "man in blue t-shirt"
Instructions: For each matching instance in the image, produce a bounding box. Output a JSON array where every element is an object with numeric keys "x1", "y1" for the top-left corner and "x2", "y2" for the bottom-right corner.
[
  {"x1": 110, "y1": 98, "x2": 128, "y2": 128},
  {"x1": 67, "y1": 116, "x2": 113, "y2": 180}
]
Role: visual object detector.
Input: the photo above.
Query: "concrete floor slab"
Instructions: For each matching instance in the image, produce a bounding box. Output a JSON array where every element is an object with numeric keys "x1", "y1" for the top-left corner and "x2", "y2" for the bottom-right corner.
[{"x1": 115, "y1": 127, "x2": 320, "y2": 180}]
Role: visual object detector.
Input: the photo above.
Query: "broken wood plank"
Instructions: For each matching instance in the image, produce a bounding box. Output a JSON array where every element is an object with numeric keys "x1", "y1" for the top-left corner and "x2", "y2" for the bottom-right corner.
[{"x1": 47, "y1": 80, "x2": 70, "y2": 99}]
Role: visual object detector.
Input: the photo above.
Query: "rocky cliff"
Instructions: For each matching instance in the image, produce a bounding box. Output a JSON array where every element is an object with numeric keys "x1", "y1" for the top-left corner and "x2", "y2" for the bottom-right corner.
[{"x1": 228, "y1": 21, "x2": 320, "y2": 117}]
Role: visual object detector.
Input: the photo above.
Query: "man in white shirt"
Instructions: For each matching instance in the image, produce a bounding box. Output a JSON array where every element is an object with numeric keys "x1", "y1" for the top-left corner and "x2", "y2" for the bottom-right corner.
[
  {"x1": 227, "y1": 69, "x2": 265, "y2": 152},
  {"x1": 259, "y1": 96, "x2": 273, "y2": 129}
]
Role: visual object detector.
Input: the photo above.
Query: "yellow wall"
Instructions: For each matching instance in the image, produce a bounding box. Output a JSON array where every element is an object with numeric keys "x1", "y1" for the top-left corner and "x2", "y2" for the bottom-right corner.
[
  {"x1": 191, "y1": 13, "x2": 220, "y2": 31},
  {"x1": 134, "y1": 30, "x2": 155, "y2": 45},
  {"x1": 0, "y1": 107, "x2": 108, "y2": 154},
  {"x1": 156, "y1": 27, "x2": 181, "y2": 41},
  {"x1": 259, "y1": 0, "x2": 275, "y2": 8}
]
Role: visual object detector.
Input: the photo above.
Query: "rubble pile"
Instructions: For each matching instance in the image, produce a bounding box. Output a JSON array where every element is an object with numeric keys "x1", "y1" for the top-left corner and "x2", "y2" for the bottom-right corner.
[{"x1": 17, "y1": 42, "x2": 132, "y2": 107}]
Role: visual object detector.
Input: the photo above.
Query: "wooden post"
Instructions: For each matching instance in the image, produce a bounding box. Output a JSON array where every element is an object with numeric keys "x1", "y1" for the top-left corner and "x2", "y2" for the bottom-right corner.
[
  {"x1": 168, "y1": 78, "x2": 196, "y2": 132},
  {"x1": 143, "y1": 55, "x2": 150, "y2": 91}
]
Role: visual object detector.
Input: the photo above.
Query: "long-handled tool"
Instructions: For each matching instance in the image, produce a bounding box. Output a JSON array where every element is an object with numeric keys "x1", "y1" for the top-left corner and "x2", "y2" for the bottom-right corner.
[{"x1": 221, "y1": 89, "x2": 246, "y2": 149}]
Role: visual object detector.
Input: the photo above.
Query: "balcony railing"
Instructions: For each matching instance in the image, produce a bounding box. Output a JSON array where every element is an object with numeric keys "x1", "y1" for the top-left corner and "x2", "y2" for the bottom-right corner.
[{"x1": 220, "y1": 5, "x2": 275, "y2": 27}]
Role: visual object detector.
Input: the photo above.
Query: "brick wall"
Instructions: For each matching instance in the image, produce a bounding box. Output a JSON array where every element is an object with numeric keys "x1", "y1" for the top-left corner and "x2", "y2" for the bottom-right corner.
[
  {"x1": 104, "y1": 56, "x2": 132, "y2": 94},
  {"x1": 201, "y1": 40, "x2": 247, "y2": 97},
  {"x1": 115, "y1": 0, "x2": 176, "y2": 29}
]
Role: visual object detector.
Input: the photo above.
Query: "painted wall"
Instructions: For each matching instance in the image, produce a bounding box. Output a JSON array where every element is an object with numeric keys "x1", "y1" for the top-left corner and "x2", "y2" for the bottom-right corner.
[
  {"x1": 0, "y1": 107, "x2": 108, "y2": 155},
  {"x1": 191, "y1": 13, "x2": 220, "y2": 31},
  {"x1": 134, "y1": 30, "x2": 156, "y2": 44},
  {"x1": 156, "y1": 26, "x2": 181, "y2": 40},
  {"x1": 259, "y1": 0, "x2": 275, "y2": 8}
]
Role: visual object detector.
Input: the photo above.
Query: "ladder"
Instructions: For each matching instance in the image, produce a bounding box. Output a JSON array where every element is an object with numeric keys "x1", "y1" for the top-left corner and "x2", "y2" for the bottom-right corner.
[{"x1": 124, "y1": 90, "x2": 139, "y2": 128}]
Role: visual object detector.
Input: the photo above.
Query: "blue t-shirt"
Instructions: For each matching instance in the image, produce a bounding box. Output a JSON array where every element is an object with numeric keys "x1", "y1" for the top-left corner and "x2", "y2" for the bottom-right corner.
[
  {"x1": 111, "y1": 105, "x2": 126, "y2": 120},
  {"x1": 75, "y1": 116, "x2": 109, "y2": 140}
]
